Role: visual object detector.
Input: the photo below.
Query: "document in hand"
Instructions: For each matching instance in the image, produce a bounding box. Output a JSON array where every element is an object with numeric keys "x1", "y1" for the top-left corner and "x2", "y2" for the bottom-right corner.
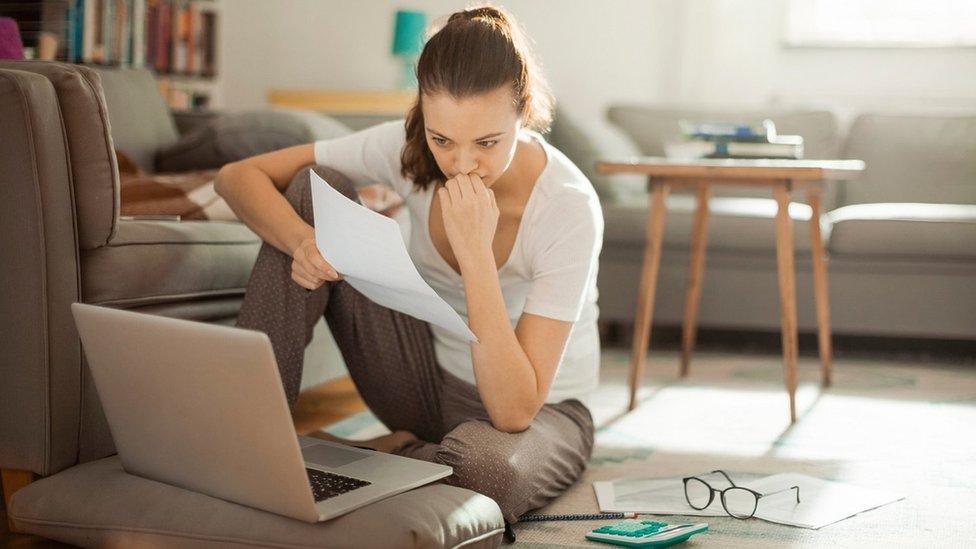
[
  {"x1": 309, "y1": 171, "x2": 477, "y2": 342},
  {"x1": 594, "y1": 473, "x2": 904, "y2": 529}
]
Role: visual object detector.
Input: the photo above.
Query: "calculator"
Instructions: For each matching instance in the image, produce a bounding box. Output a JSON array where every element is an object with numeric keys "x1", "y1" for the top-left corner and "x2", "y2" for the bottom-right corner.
[{"x1": 585, "y1": 519, "x2": 708, "y2": 548}]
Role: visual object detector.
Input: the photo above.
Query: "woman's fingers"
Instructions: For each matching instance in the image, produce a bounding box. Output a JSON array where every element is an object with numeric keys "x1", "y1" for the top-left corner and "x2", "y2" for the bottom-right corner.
[
  {"x1": 453, "y1": 174, "x2": 472, "y2": 200},
  {"x1": 291, "y1": 269, "x2": 321, "y2": 290},
  {"x1": 469, "y1": 173, "x2": 486, "y2": 195},
  {"x1": 445, "y1": 179, "x2": 462, "y2": 204},
  {"x1": 302, "y1": 242, "x2": 339, "y2": 280},
  {"x1": 293, "y1": 260, "x2": 323, "y2": 284}
]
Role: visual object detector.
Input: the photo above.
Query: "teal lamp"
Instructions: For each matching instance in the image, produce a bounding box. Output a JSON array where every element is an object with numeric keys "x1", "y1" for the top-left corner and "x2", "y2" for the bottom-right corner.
[{"x1": 392, "y1": 9, "x2": 426, "y2": 89}]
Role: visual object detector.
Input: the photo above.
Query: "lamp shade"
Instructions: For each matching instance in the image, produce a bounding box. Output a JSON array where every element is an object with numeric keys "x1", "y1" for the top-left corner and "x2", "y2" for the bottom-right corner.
[{"x1": 392, "y1": 10, "x2": 426, "y2": 56}]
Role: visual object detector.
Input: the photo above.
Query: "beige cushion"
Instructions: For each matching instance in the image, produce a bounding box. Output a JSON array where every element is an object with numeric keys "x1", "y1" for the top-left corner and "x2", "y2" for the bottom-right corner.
[
  {"x1": 9, "y1": 456, "x2": 505, "y2": 548},
  {"x1": 840, "y1": 114, "x2": 976, "y2": 207},
  {"x1": 93, "y1": 67, "x2": 180, "y2": 173},
  {"x1": 604, "y1": 194, "x2": 818, "y2": 253},
  {"x1": 826, "y1": 203, "x2": 976, "y2": 259},
  {"x1": 81, "y1": 220, "x2": 260, "y2": 307}
]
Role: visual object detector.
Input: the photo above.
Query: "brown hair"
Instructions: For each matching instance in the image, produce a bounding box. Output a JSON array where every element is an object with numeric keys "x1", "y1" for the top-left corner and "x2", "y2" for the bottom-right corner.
[{"x1": 400, "y1": 5, "x2": 554, "y2": 190}]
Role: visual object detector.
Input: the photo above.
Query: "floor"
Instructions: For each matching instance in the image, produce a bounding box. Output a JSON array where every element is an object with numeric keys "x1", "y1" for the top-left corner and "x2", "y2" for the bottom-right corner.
[
  {"x1": 4, "y1": 333, "x2": 974, "y2": 548},
  {"x1": 511, "y1": 346, "x2": 976, "y2": 547}
]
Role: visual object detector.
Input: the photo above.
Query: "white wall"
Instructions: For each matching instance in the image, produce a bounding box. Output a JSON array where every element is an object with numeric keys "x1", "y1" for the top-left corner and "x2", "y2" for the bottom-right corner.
[
  {"x1": 219, "y1": 0, "x2": 669, "y2": 142},
  {"x1": 220, "y1": 0, "x2": 976, "y2": 136},
  {"x1": 662, "y1": 0, "x2": 976, "y2": 128}
]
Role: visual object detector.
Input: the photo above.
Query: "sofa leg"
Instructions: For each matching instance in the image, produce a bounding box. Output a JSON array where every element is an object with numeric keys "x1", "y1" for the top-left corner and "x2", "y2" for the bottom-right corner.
[{"x1": 2, "y1": 468, "x2": 35, "y2": 533}]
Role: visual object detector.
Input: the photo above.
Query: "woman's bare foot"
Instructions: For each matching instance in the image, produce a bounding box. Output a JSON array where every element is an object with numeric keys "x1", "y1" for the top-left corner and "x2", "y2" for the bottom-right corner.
[{"x1": 306, "y1": 429, "x2": 419, "y2": 454}]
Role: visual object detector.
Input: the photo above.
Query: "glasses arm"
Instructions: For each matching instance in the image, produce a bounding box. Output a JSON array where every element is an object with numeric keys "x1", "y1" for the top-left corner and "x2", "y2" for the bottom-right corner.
[
  {"x1": 761, "y1": 485, "x2": 801, "y2": 504},
  {"x1": 710, "y1": 470, "x2": 738, "y2": 487}
]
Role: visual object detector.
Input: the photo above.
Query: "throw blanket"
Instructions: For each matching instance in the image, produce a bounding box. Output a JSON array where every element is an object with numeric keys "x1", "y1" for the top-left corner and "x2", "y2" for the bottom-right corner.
[{"x1": 118, "y1": 150, "x2": 403, "y2": 221}]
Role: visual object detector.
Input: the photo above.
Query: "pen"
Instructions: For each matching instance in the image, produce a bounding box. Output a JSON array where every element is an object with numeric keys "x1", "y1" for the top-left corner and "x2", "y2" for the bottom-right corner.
[{"x1": 518, "y1": 512, "x2": 638, "y2": 522}]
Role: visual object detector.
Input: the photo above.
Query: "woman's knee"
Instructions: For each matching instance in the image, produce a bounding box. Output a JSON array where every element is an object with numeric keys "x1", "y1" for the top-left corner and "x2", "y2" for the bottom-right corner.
[
  {"x1": 283, "y1": 165, "x2": 361, "y2": 223},
  {"x1": 437, "y1": 422, "x2": 527, "y2": 509}
]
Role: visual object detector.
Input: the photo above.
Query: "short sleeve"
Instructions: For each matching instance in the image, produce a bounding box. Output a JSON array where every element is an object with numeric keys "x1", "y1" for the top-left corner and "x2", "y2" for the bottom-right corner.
[
  {"x1": 522, "y1": 191, "x2": 604, "y2": 322},
  {"x1": 313, "y1": 119, "x2": 414, "y2": 198}
]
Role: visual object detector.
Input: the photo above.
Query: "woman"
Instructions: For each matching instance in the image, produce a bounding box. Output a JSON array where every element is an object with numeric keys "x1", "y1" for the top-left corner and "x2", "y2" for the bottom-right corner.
[{"x1": 214, "y1": 5, "x2": 603, "y2": 524}]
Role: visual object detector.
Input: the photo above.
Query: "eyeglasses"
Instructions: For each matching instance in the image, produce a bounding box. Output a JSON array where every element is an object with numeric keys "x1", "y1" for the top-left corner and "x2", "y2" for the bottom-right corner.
[{"x1": 682, "y1": 470, "x2": 800, "y2": 520}]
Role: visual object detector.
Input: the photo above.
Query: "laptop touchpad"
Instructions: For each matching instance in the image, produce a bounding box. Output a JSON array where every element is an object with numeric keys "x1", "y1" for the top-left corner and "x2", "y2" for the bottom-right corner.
[{"x1": 302, "y1": 443, "x2": 369, "y2": 468}]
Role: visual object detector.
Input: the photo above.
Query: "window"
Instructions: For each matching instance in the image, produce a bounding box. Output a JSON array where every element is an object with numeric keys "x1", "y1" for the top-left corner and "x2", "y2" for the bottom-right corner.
[{"x1": 786, "y1": 0, "x2": 976, "y2": 48}]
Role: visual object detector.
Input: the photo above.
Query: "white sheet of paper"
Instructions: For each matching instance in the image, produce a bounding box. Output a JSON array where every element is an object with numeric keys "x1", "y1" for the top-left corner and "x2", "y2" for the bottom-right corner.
[
  {"x1": 309, "y1": 171, "x2": 477, "y2": 342},
  {"x1": 595, "y1": 473, "x2": 904, "y2": 529},
  {"x1": 594, "y1": 477, "x2": 727, "y2": 517},
  {"x1": 746, "y1": 473, "x2": 904, "y2": 529}
]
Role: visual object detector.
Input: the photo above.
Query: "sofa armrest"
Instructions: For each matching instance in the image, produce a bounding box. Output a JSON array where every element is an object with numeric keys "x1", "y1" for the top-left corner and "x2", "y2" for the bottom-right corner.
[{"x1": 0, "y1": 68, "x2": 85, "y2": 476}]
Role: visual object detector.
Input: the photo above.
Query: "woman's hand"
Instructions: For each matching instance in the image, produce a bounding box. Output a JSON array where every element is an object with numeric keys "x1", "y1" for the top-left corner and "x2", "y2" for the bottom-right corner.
[
  {"x1": 291, "y1": 231, "x2": 342, "y2": 290},
  {"x1": 438, "y1": 174, "x2": 499, "y2": 268}
]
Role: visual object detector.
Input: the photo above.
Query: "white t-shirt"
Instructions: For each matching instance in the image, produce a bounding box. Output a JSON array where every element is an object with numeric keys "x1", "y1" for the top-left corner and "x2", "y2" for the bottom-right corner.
[{"x1": 314, "y1": 120, "x2": 603, "y2": 403}]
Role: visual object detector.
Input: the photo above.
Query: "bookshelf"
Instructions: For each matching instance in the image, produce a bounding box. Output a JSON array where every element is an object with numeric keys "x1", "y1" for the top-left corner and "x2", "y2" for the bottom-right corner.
[{"x1": 1, "y1": 0, "x2": 221, "y2": 109}]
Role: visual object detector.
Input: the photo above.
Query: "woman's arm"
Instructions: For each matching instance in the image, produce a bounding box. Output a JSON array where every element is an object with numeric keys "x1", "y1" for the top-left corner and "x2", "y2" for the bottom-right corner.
[
  {"x1": 462, "y1": 261, "x2": 573, "y2": 432},
  {"x1": 214, "y1": 143, "x2": 340, "y2": 290},
  {"x1": 437, "y1": 173, "x2": 576, "y2": 432},
  {"x1": 214, "y1": 143, "x2": 315, "y2": 256}
]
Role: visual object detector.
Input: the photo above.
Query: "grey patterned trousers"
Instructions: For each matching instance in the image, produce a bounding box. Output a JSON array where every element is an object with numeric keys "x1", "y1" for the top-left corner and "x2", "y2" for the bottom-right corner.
[{"x1": 235, "y1": 166, "x2": 595, "y2": 523}]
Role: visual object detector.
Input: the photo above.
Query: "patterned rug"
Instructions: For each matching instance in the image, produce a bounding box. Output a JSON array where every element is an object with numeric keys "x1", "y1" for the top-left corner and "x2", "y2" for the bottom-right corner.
[{"x1": 325, "y1": 348, "x2": 976, "y2": 548}]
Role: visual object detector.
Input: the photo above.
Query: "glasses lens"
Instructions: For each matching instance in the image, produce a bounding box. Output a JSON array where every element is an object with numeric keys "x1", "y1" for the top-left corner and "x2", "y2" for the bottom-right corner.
[
  {"x1": 684, "y1": 478, "x2": 711, "y2": 509},
  {"x1": 722, "y1": 487, "x2": 758, "y2": 519}
]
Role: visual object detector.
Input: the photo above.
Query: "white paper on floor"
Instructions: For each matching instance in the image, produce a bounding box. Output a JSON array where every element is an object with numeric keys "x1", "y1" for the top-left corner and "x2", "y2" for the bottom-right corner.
[{"x1": 594, "y1": 472, "x2": 904, "y2": 529}]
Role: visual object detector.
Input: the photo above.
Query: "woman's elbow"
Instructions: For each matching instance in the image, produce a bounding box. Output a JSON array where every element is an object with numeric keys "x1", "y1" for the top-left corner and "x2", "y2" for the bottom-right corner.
[
  {"x1": 490, "y1": 417, "x2": 531, "y2": 434},
  {"x1": 488, "y1": 407, "x2": 538, "y2": 434},
  {"x1": 214, "y1": 162, "x2": 237, "y2": 198}
]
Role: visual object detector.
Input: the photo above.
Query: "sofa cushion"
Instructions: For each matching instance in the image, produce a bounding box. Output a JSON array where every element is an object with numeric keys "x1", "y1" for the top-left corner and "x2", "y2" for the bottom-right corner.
[
  {"x1": 548, "y1": 107, "x2": 647, "y2": 203},
  {"x1": 826, "y1": 203, "x2": 976, "y2": 259},
  {"x1": 155, "y1": 109, "x2": 353, "y2": 172},
  {"x1": 81, "y1": 220, "x2": 261, "y2": 307},
  {"x1": 9, "y1": 455, "x2": 504, "y2": 548},
  {"x1": 93, "y1": 66, "x2": 180, "y2": 173},
  {"x1": 0, "y1": 61, "x2": 120, "y2": 249},
  {"x1": 606, "y1": 106, "x2": 842, "y2": 206},
  {"x1": 604, "y1": 194, "x2": 818, "y2": 253},
  {"x1": 839, "y1": 114, "x2": 976, "y2": 207}
]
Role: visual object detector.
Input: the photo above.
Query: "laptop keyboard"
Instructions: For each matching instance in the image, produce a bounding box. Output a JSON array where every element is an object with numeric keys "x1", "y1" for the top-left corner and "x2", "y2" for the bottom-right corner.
[{"x1": 306, "y1": 468, "x2": 371, "y2": 502}]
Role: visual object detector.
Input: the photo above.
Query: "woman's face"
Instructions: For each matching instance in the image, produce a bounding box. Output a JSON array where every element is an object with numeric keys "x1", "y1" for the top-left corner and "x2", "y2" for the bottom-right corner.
[{"x1": 421, "y1": 85, "x2": 522, "y2": 188}]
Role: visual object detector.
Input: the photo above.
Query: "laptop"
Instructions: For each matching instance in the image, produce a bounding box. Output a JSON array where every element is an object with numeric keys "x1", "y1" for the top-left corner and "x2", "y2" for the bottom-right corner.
[{"x1": 71, "y1": 303, "x2": 452, "y2": 523}]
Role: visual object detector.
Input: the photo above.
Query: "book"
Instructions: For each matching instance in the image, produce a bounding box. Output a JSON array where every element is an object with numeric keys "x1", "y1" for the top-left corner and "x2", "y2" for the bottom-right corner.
[
  {"x1": 669, "y1": 118, "x2": 805, "y2": 159},
  {"x1": 665, "y1": 140, "x2": 803, "y2": 160},
  {"x1": 130, "y1": 0, "x2": 145, "y2": 67}
]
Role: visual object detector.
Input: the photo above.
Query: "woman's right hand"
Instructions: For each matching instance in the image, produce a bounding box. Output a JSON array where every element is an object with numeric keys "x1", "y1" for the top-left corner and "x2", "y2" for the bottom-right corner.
[{"x1": 291, "y1": 233, "x2": 342, "y2": 290}]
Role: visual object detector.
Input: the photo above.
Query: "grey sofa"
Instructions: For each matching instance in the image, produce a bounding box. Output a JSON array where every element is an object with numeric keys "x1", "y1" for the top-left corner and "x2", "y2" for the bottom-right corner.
[
  {"x1": 591, "y1": 106, "x2": 976, "y2": 341},
  {"x1": 0, "y1": 62, "x2": 504, "y2": 547}
]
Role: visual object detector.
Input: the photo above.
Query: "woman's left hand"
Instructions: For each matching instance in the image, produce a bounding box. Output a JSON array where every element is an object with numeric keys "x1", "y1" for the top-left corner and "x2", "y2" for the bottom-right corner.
[{"x1": 438, "y1": 173, "x2": 499, "y2": 268}]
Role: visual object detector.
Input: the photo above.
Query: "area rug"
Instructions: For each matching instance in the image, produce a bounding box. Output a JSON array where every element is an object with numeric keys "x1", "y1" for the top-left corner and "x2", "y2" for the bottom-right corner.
[{"x1": 325, "y1": 348, "x2": 976, "y2": 547}]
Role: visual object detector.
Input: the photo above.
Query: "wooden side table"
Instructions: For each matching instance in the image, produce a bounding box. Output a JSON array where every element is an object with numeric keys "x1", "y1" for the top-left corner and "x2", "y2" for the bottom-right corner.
[{"x1": 597, "y1": 157, "x2": 865, "y2": 423}]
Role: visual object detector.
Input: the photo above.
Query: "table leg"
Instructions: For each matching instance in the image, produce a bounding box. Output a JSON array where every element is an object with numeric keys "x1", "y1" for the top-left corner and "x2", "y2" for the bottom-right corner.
[
  {"x1": 774, "y1": 182, "x2": 799, "y2": 423},
  {"x1": 807, "y1": 189, "x2": 832, "y2": 387},
  {"x1": 680, "y1": 185, "x2": 711, "y2": 377},
  {"x1": 629, "y1": 182, "x2": 669, "y2": 411}
]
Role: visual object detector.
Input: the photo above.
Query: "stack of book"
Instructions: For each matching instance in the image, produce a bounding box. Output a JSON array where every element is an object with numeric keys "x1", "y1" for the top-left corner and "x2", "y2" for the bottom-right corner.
[
  {"x1": 4, "y1": 0, "x2": 218, "y2": 76},
  {"x1": 665, "y1": 119, "x2": 804, "y2": 160}
]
